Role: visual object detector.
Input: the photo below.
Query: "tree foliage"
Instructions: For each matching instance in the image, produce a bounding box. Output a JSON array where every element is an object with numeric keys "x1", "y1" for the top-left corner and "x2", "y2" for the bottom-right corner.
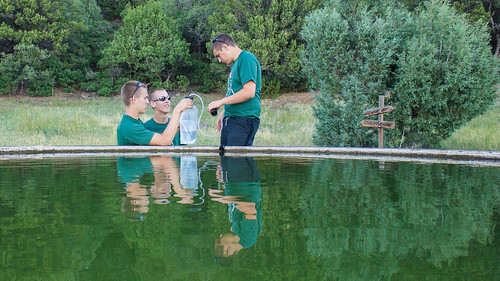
[
  {"x1": 208, "y1": 0, "x2": 324, "y2": 97},
  {"x1": 0, "y1": 0, "x2": 114, "y2": 96},
  {"x1": 0, "y1": 44, "x2": 53, "y2": 96},
  {"x1": 302, "y1": 0, "x2": 498, "y2": 148},
  {"x1": 392, "y1": 0, "x2": 498, "y2": 147},
  {"x1": 100, "y1": 1, "x2": 191, "y2": 89}
]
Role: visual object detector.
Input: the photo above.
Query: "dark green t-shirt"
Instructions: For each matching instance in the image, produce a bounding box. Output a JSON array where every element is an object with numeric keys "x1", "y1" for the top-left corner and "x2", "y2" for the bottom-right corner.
[
  {"x1": 117, "y1": 156, "x2": 153, "y2": 184},
  {"x1": 224, "y1": 50, "x2": 261, "y2": 118},
  {"x1": 144, "y1": 117, "x2": 181, "y2": 146},
  {"x1": 116, "y1": 114, "x2": 155, "y2": 145}
]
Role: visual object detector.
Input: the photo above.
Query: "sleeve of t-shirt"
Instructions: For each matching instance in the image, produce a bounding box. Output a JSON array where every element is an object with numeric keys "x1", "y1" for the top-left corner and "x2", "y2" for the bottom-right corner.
[
  {"x1": 239, "y1": 54, "x2": 259, "y2": 86},
  {"x1": 123, "y1": 122, "x2": 155, "y2": 145}
]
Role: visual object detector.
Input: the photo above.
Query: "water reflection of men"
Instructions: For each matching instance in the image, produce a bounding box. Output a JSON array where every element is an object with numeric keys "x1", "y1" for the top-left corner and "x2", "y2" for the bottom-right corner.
[
  {"x1": 117, "y1": 156, "x2": 194, "y2": 219},
  {"x1": 118, "y1": 157, "x2": 154, "y2": 217},
  {"x1": 210, "y1": 156, "x2": 262, "y2": 265}
]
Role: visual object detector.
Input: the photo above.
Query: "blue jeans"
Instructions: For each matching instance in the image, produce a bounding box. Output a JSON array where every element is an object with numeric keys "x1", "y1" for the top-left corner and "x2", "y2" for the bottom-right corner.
[{"x1": 220, "y1": 116, "x2": 260, "y2": 147}]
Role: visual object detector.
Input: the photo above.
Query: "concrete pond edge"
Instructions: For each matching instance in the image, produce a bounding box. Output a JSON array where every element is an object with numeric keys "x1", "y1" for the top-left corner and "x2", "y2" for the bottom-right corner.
[{"x1": 0, "y1": 146, "x2": 499, "y2": 166}]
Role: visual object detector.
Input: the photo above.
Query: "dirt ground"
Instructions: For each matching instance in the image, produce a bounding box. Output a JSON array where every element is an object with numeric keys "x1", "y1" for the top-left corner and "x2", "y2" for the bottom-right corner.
[{"x1": 1, "y1": 87, "x2": 316, "y2": 105}]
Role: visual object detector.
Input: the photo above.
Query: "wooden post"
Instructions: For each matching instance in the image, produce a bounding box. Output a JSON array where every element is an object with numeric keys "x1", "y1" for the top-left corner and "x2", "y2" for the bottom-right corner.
[
  {"x1": 378, "y1": 95, "x2": 384, "y2": 148},
  {"x1": 360, "y1": 95, "x2": 395, "y2": 148}
]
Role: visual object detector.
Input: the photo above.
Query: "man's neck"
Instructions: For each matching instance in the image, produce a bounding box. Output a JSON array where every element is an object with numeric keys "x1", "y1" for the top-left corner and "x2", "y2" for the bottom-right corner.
[
  {"x1": 125, "y1": 108, "x2": 140, "y2": 119},
  {"x1": 229, "y1": 46, "x2": 243, "y2": 63},
  {"x1": 153, "y1": 113, "x2": 169, "y2": 124}
]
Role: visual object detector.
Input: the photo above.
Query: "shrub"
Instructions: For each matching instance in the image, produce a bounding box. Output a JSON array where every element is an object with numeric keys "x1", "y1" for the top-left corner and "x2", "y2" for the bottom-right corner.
[
  {"x1": 302, "y1": 0, "x2": 410, "y2": 147},
  {"x1": 100, "y1": 1, "x2": 191, "y2": 86},
  {"x1": 392, "y1": 0, "x2": 499, "y2": 147},
  {"x1": 302, "y1": 0, "x2": 498, "y2": 148},
  {"x1": 208, "y1": 0, "x2": 324, "y2": 97},
  {"x1": 0, "y1": 44, "x2": 54, "y2": 96}
]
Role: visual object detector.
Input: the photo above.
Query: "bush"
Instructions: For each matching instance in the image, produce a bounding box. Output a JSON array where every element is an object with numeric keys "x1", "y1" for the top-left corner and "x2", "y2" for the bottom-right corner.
[
  {"x1": 0, "y1": 44, "x2": 54, "y2": 96},
  {"x1": 208, "y1": 0, "x2": 324, "y2": 97},
  {"x1": 302, "y1": 0, "x2": 410, "y2": 147},
  {"x1": 302, "y1": 0, "x2": 498, "y2": 148},
  {"x1": 100, "y1": 1, "x2": 191, "y2": 87},
  {"x1": 392, "y1": 0, "x2": 499, "y2": 148}
]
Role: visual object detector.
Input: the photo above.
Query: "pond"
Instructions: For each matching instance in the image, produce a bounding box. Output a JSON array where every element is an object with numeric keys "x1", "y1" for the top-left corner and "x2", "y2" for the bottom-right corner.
[{"x1": 0, "y1": 153, "x2": 499, "y2": 281}]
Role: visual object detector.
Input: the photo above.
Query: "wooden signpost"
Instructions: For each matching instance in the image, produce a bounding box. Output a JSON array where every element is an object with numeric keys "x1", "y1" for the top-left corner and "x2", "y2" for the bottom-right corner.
[{"x1": 361, "y1": 95, "x2": 395, "y2": 148}]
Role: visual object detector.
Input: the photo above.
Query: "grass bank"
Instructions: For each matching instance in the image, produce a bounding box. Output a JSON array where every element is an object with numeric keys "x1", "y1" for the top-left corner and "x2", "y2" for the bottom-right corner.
[
  {"x1": 0, "y1": 95, "x2": 315, "y2": 147},
  {"x1": 0, "y1": 94, "x2": 498, "y2": 151},
  {"x1": 439, "y1": 101, "x2": 500, "y2": 151}
]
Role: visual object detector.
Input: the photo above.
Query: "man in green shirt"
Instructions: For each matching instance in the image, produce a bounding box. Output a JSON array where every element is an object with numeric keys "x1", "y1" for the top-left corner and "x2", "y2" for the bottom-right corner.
[
  {"x1": 116, "y1": 80, "x2": 192, "y2": 145},
  {"x1": 207, "y1": 34, "x2": 261, "y2": 147},
  {"x1": 144, "y1": 88, "x2": 181, "y2": 145}
]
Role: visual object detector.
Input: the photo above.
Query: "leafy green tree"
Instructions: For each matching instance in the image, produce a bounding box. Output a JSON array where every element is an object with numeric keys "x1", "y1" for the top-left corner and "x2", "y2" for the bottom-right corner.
[
  {"x1": 208, "y1": 0, "x2": 324, "y2": 97},
  {"x1": 157, "y1": 0, "x2": 216, "y2": 92},
  {"x1": 96, "y1": 0, "x2": 148, "y2": 20},
  {"x1": 0, "y1": 0, "x2": 114, "y2": 95},
  {"x1": 393, "y1": 0, "x2": 498, "y2": 147},
  {"x1": 302, "y1": 0, "x2": 498, "y2": 148},
  {"x1": 302, "y1": 0, "x2": 411, "y2": 147},
  {"x1": 100, "y1": 1, "x2": 191, "y2": 88},
  {"x1": 0, "y1": 0, "x2": 85, "y2": 55},
  {"x1": 0, "y1": 44, "x2": 54, "y2": 96}
]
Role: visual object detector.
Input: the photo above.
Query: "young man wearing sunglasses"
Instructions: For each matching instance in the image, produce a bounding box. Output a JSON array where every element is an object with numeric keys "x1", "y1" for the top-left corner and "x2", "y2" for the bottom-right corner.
[
  {"x1": 144, "y1": 88, "x2": 181, "y2": 145},
  {"x1": 117, "y1": 81, "x2": 193, "y2": 145},
  {"x1": 207, "y1": 34, "x2": 261, "y2": 147}
]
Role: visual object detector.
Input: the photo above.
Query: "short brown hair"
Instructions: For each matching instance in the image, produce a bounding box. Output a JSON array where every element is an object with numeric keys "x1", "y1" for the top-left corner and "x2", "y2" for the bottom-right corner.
[
  {"x1": 148, "y1": 88, "x2": 167, "y2": 102},
  {"x1": 121, "y1": 81, "x2": 147, "y2": 106},
  {"x1": 211, "y1": 34, "x2": 237, "y2": 52}
]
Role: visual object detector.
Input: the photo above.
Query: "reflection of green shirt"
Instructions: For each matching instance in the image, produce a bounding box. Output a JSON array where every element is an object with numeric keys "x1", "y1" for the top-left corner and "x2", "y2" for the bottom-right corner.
[
  {"x1": 225, "y1": 51, "x2": 261, "y2": 118},
  {"x1": 227, "y1": 182, "x2": 262, "y2": 248},
  {"x1": 117, "y1": 157, "x2": 153, "y2": 184},
  {"x1": 144, "y1": 117, "x2": 181, "y2": 146},
  {"x1": 117, "y1": 115, "x2": 155, "y2": 145},
  {"x1": 221, "y1": 156, "x2": 262, "y2": 248}
]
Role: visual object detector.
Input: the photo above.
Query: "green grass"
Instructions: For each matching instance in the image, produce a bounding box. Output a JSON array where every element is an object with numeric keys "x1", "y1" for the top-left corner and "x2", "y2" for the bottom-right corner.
[
  {"x1": 439, "y1": 101, "x2": 500, "y2": 151},
  {"x1": 0, "y1": 95, "x2": 498, "y2": 151},
  {"x1": 0, "y1": 96, "x2": 315, "y2": 147}
]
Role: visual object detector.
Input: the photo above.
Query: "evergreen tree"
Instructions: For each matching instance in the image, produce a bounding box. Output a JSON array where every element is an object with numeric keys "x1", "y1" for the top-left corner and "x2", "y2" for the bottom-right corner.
[
  {"x1": 0, "y1": 44, "x2": 53, "y2": 96},
  {"x1": 302, "y1": 0, "x2": 410, "y2": 147},
  {"x1": 302, "y1": 0, "x2": 498, "y2": 148},
  {"x1": 0, "y1": 0, "x2": 114, "y2": 95},
  {"x1": 208, "y1": 0, "x2": 324, "y2": 97},
  {"x1": 100, "y1": 1, "x2": 191, "y2": 88},
  {"x1": 393, "y1": 0, "x2": 498, "y2": 147}
]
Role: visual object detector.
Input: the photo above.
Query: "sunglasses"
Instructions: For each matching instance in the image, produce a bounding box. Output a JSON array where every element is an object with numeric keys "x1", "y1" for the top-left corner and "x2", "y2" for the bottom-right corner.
[
  {"x1": 212, "y1": 37, "x2": 225, "y2": 44},
  {"x1": 131, "y1": 81, "x2": 145, "y2": 98},
  {"x1": 152, "y1": 95, "x2": 170, "y2": 102}
]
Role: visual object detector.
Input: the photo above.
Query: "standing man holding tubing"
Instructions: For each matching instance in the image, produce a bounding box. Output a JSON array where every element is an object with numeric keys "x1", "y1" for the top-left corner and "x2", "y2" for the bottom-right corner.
[
  {"x1": 207, "y1": 34, "x2": 262, "y2": 147},
  {"x1": 117, "y1": 80, "x2": 192, "y2": 145}
]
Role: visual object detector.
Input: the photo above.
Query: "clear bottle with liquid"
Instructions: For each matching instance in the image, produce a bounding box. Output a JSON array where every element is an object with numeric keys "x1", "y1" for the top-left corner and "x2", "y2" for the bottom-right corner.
[{"x1": 180, "y1": 96, "x2": 198, "y2": 145}]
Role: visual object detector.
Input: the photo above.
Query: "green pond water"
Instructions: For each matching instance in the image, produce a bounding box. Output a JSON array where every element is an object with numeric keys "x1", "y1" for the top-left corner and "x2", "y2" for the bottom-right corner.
[{"x1": 0, "y1": 154, "x2": 499, "y2": 281}]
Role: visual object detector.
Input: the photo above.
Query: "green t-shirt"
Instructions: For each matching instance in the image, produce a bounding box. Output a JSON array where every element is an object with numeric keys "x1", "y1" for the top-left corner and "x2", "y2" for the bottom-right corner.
[
  {"x1": 144, "y1": 117, "x2": 181, "y2": 146},
  {"x1": 117, "y1": 157, "x2": 153, "y2": 184},
  {"x1": 224, "y1": 50, "x2": 261, "y2": 118},
  {"x1": 117, "y1": 114, "x2": 155, "y2": 145}
]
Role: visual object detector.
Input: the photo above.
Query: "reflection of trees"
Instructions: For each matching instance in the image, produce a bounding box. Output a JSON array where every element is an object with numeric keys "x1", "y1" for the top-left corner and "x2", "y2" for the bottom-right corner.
[
  {"x1": 0, "y1": 158, "x2": 121, "y2": 280},
  {"x1": 302, "y1": 159, "x2": 500, "y2": 280}
]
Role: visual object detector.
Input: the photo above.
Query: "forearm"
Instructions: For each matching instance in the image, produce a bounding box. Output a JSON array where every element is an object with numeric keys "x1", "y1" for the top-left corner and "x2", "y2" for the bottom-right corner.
[
  {"x1": 149, "y1": 110, "x2": 181, "y2": 146},
  {"x1": 208, "y1": 81, "x2": 256, "y2": 112},
  {"x1": 221, "y1": 86, "x2": 255, "y2": 105}
]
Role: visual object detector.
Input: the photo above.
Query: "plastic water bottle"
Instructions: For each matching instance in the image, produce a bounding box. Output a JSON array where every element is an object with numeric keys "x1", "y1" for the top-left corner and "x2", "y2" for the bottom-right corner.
[
  {"x1": 180, "y1": 96, "x2": 198, "y2": 144},
  {"x1": 180, "y1": 155, "x2": 198, "y2": 190}
]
